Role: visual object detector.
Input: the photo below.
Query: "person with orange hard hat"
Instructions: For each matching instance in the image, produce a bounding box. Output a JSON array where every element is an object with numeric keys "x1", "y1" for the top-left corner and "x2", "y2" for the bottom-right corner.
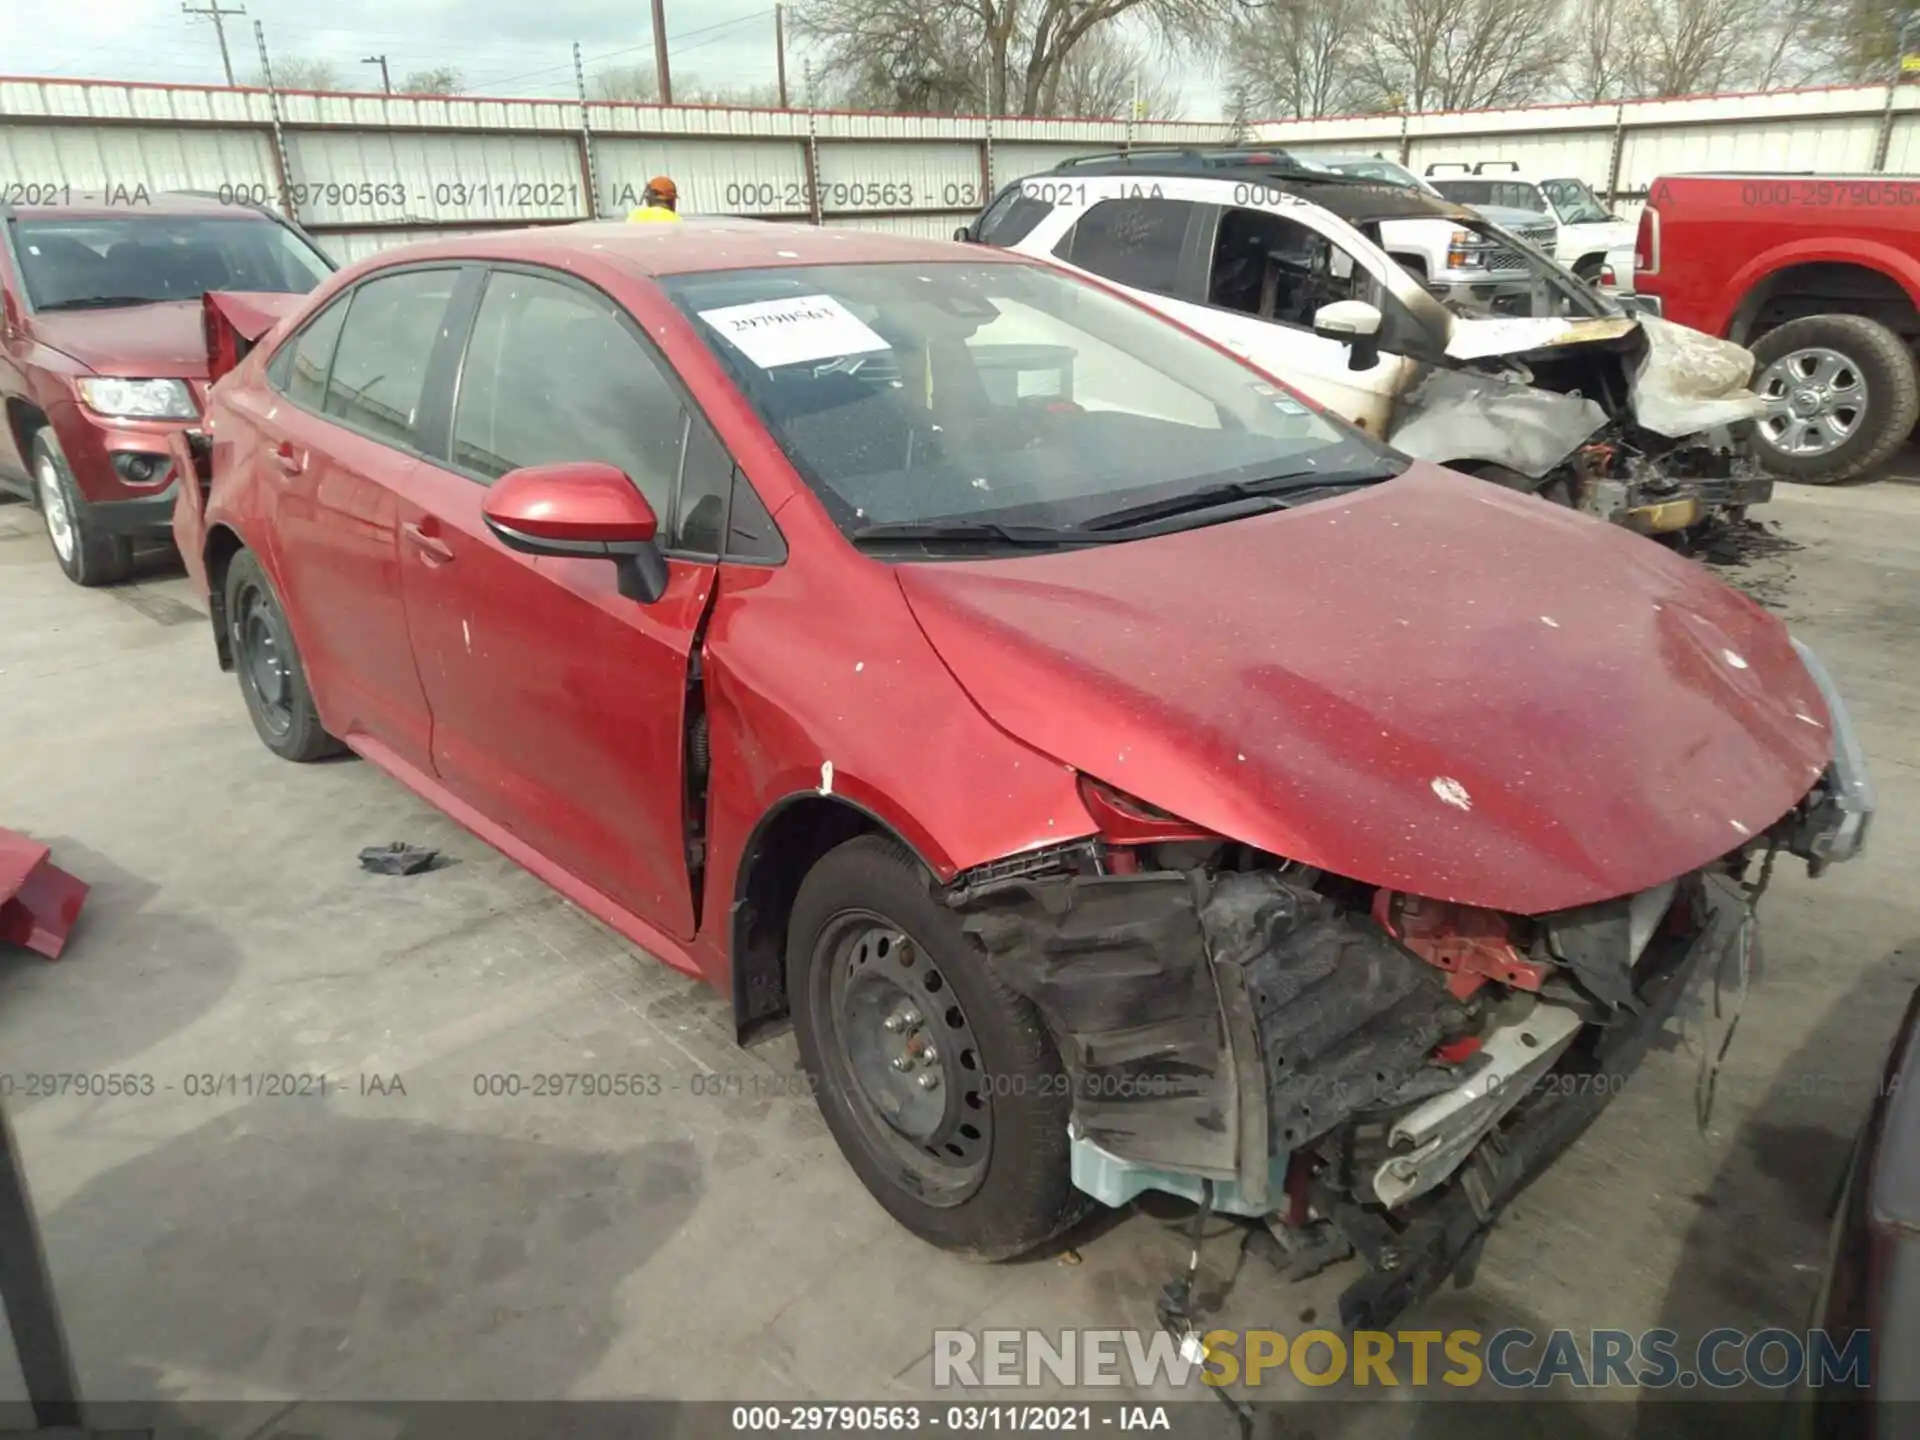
[{"x1": 628, "y1": 176, "x2": 681, "y2": 222}]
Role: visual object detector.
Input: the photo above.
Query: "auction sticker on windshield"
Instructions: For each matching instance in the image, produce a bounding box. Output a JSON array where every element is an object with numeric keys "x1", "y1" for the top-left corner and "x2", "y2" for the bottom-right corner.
[{"x1": 697, "y1": 294, "x2": 890, "y2": 370}]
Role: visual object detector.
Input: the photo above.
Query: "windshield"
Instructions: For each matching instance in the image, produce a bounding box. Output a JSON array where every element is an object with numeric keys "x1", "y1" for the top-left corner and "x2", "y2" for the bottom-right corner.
[
  {"x1": 1430, "y1": 179, "x2": 1548, "y2": 214},
  {"x1": 10, "y1": 215, "x2": 333, "y2": 310},
  {"x1": 1540, "y1": 178, "x2": 1612, "y2": 225},
  {"x1": 663, "y1": 261, "x2": 1399, "y2": 545},
  {"x1": 1320, "y1": 159, "x2": 1434, "y2": 194}
]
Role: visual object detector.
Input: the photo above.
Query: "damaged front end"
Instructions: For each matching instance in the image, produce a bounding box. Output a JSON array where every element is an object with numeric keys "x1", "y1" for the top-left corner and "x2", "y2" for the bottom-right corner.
[
  {"x1": 947, "y1": 755, "x2": 1865, "y2": 1329},
  {"x1": 1389, "y1": 299, "x2": 1774, "y2": 537}
]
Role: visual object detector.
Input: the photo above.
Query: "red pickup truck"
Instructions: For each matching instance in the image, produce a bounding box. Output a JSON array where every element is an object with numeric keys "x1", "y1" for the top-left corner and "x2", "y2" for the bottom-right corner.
[{"x1": 1633, "y1": 173, "x2": 1920, "y2": 485}]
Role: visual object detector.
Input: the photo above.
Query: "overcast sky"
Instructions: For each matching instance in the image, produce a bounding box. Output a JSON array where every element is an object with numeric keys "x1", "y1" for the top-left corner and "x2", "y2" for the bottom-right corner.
[{"x1": 4, "y1": 0, "x2": 1215, "y2": 116}]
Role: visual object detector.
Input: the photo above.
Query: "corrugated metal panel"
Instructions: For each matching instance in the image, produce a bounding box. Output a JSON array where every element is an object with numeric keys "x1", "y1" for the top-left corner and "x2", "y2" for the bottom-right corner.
[
  {"x1": 991, "y1": 143, "x2": 1115, "y2": 187},
  {"x1": 0, "y1": 123, "x2": 275, "y2": 200},
  {"x1": 281, "y1": 130, "x2": 585, "y2": 226},
  {"x1": 1408, "y1": 132, "x2": 1616, "y2": 185},
  {"x1": 1618, "y1": 118, "x2": 1881, "y2": 188},
  {"x1": 815, "y1": 141, "x2": 984, "y2": 213},
  {"x1": 826, "y1": 212, "x2": 977, "y2": 239},
  {"x1": 590, "y1": 103, "x2": 808, "y2": 137},
  {"x1": 276, "y1": 92, "x2": 578, "y2": 132},
  {"x1": 1885, "y1": 115, "x2": 1920, "y2": 173},
  {"x1": 594, "y1": 137, "x2": 809, "y2": 217}
]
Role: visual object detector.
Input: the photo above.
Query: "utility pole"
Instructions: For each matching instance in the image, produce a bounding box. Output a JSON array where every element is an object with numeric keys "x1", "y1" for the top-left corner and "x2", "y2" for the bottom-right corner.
[
  {"x1": 362, "y1": 55, "x2": 392, "y2": 93},
  {"x1": 650, "y1": 0, "x2": 674, "y2": 105},
  {"x1": 182, "y1": 0, "x2": 245, "y2": 87},
  {"x1": 775, "y1": 4, "x2": 789, "y2": 109}
]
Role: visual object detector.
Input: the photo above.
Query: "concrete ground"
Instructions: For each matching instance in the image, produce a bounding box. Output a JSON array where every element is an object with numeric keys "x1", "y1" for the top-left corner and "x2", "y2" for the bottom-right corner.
[{"x1": 0, "y1": 476, "x2": 1915, "y2": 1436}]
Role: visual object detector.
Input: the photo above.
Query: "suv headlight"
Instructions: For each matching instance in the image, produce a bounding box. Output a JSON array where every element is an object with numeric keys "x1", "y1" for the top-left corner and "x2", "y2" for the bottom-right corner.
[
  {"x1": 75, "y1": 377, "x2": 197, "y2": 420},
  {"x1": 1790, "y1": 637, "x2": 1875, "y2": 867}
]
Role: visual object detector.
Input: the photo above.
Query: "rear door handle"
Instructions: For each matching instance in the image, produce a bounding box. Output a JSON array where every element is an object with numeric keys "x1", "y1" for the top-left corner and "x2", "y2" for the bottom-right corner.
[
  {"x1": 271, "y1": 441, "x2": 305, "y2": 477},
  {"x1": 402, "y1": 520, "x2": 455, "y2": 565}
]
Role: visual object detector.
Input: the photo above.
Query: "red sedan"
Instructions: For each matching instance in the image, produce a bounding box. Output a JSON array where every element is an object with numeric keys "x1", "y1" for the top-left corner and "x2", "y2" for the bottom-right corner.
[{"x1": 174, "y1": 220, "x2": 1871, "y2": 1325}]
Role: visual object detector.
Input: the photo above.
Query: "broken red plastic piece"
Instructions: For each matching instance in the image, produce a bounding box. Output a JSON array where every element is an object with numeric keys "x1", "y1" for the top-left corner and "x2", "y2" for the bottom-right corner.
[
  {"x1": 1432, "y1": 1035, "x2": 1486, "y2": 1066},
  {"x1": 0, "y1": 829, "x2": 88, "y2": 960},
  {"x1": 1373, "y1": 888, "x2": 1551, "y2": 1000}
]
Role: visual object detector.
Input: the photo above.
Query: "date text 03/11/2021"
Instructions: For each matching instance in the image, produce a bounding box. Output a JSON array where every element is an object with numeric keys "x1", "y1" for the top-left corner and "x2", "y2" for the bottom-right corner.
[
  {"x1": 0, "y1": 1072, "x2": 406, "y2": 1099},
  {"x1": 729, "y1": 1405, "x2": 1173, "y2": 1432}
]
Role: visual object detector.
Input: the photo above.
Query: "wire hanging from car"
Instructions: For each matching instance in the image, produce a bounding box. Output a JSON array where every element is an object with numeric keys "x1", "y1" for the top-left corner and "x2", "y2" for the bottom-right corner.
[{"x1": 1695, "y1": 841, "x2": 1778, "y2": 1130}]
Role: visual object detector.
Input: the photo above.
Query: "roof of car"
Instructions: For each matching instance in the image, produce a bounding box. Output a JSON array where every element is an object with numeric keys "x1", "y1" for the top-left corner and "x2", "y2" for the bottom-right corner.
[
  {"x1": 1030, "y1": 162, "x2": 1482, "y2": 226},
  {"x1": 4, "y1": 190, "x2": 276, "y2": 220},
  {"x1": 355, "y1": 219, "x2": 1020, "y2": 279}
]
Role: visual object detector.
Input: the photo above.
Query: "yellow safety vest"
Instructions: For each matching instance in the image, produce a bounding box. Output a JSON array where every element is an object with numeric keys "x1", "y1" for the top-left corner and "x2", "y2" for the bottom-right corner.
[{"x1": 627, "y1": 205, "x2": 681, "y2": 223}]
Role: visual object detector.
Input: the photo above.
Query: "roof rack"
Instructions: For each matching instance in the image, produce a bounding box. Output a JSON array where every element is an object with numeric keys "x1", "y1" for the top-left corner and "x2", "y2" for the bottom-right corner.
[
  {"x1": 1473, "y1": 160, "x2": 1521, "y2": 174},
  {"x1": 1425, "y1": 162, "x2": 1470, "y2": 176},
  {"x1": 1053, "y1": 145, "x2": 1307, "y2": 172}
]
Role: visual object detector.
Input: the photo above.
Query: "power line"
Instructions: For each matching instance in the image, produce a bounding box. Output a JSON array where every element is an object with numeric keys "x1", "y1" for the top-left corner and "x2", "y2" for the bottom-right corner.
[{"x1": 181, "y1": 0, "x2": 247, "y2": 86}]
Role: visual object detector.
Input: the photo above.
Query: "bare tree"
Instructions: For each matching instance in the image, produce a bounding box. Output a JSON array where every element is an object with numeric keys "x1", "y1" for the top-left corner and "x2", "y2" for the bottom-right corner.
[
  {"x1": 1567, "y1": 0, "x2": 1635, "y2": 100},
  {"x1": 1802, "y1": 0, "x2": 1919, "y2": 83},
  {"x1": 258, "y1": 57, "x2": 341, "y2": 91},
  {"x1": 591, "y1": 64, "x2": 660, "y2": 101},
  {"x1": 1349, "y1": 0, "x2": 1563, "y2": 112},
  {"x1": 402, "y1": 66, "x2": 465, "y2": 95},
  {"x1": 1627, "y1": 0, "x2": 1769, "y2": 96},
  {"x1": 1224, "y1": 0, "x2": 1367, "y2": 118},
  {"x1": 591, "y1": 65, "x2": 782, "y2": 106},
  {"x1": 1047, "y1": 29, "x2": 1182, "y2": 116},
  {"x1": 795, "y1": 0, "x2": 1238, "y2": 117}
]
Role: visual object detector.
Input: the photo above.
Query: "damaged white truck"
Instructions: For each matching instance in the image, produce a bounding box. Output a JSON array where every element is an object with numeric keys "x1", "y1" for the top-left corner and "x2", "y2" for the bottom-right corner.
[{"x1": 963, "y1": 149, "x2": 1774, "y2": 537}]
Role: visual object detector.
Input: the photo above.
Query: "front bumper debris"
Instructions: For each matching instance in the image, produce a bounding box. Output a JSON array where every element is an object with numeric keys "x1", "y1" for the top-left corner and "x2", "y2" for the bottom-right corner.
[
  {"x1": 1787, "y1": 638, "x2": 1876, "y2": 869},
  {"x1": 956, "y1": 860, "x2": 1748, "y2": 1328}
]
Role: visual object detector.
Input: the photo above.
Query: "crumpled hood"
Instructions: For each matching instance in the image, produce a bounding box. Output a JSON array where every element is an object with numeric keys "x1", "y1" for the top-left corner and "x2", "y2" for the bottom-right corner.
[
  {"x1": 31, "y1": 300, "x2": 212, "y2": 378},
  {"x1": 898, "y1": 464, "x2": 1832, "y2": 915}
]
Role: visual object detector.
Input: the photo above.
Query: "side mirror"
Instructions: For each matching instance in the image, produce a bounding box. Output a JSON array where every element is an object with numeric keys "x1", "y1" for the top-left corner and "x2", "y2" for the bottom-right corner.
[
  {"x1": 481, "y1": 461, "x2": 670, "y2": 603},
  {"x1": 1313, "y1": 300, "x2": 1383, "y2": 372},
  {"x1": 952, "y1": 225, "x2": 974, "y2": 243}
]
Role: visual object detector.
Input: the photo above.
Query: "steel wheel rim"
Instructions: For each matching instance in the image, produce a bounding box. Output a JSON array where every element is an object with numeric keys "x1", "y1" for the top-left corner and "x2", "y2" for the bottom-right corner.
[
  {"x1": 36, "y1": 456, "x2": 75, "y2": 564},
  {"x1": 234, "y1": 583, "x2": 294, "y2": 736},
  {"x1": 813, "y1": 910, "x2": 992, "y2": 1206},
  {"x1": 1756, "y1": 347, "x2": 1867, "y2": 458}
]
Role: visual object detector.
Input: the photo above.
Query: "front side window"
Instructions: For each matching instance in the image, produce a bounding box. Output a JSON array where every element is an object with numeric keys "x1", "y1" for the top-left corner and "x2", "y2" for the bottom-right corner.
[
  {"x1": 1207, "y1": 207, "x2": 1387, "y2": 330},
  {"x1": 662, "y1": 261, "x2": 1399, "y2": 547},
  {"x1": 451, "y1": 271, "x2": 685, "y2": 517},
  {"x1": 9, "y1": 215, "x2": 332, "y2": 311},
  {"x1": 1052, "y1": 198, "x2": 1200, "y2": 297},
  {"x1": 323, "y1": 269, "x2": 459, "y2": 449}
]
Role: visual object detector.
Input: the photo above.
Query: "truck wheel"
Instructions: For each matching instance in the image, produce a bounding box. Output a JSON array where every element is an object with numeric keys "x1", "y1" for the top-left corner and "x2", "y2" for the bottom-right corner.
[
  {"x1": 1749, "y1": 314, "x2": 1919, "y2": 484},
  {"x1": 787, "y1": 835, "x2": 1089, "y2": 1260},
  {"x1": 31, "y1": 430, "x2": 133, "y2": 587}
]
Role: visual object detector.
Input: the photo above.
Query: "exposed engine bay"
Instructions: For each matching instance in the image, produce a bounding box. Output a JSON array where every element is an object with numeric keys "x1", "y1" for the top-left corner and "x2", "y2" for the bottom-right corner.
[
  {"x1": 1388, "y1": 312, "x2": 1775, "y2": 535},
  {"x1": 942, "y1": 777, "x2": 1848, "y2": 1331}
]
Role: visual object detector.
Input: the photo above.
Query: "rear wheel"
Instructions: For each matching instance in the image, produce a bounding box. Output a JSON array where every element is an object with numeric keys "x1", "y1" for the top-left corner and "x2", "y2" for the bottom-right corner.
[
  {"x1": 788, "y1": 835, "x2": 1088, "y2": 1259},
  {"x1": 32, "y1": 430, "x2": 133, "y2": 587},
  {"x1": 223, "y1": 547, "x2": 342, "y2": 762},
  {"x1": 1749, "y1": 313, "x2": 1919, "y2": 484}
]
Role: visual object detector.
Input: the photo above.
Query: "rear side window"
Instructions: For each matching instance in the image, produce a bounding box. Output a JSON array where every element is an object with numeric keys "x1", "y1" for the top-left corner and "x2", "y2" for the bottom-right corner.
[
  {"x1": 975, "y1": 185, "x2": 1054, "y2": 247},
  {"x1": 1053, "y1": 198, "x2": 1199, "y2": 297},
  {"x1": 268, "y1": 298, "x2": 348, "y2": 412},
  {"x1": 323, "y1": 269, "x2": 459, "y2": 449},
  {"x1": 451, "y1": 269, "x2": 686, "y2": 515}
]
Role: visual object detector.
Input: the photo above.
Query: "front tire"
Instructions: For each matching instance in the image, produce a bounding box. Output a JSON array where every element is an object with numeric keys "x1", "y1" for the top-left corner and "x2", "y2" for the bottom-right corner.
[
  {"x1": 788, "y1": 835, "x2": 1088, "y2": 1259},
  {"x1": 1749, "y1": 314, "x2": 1920, "y2": 484},
  {"x1": 223, "y1": 547, "x2": 342, "y2": 762},
  {"x1": 32, "y1": 430, "x2": 133, "y2": 587}
]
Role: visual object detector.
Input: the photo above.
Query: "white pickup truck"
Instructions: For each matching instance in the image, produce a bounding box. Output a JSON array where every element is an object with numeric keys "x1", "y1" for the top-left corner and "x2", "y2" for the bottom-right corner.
[{"x1": 1425, "y1": 163, "x2": 1637, "y2": 282}]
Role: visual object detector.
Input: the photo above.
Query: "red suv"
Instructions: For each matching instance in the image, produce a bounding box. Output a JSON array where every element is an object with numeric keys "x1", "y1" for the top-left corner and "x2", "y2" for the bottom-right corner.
[
  {"x1": 175, "y1": 220, "x2": 1869, "y2": 1323},
  {"x1": 0, "y1": 192, "x2": 332, "y2": 584}
]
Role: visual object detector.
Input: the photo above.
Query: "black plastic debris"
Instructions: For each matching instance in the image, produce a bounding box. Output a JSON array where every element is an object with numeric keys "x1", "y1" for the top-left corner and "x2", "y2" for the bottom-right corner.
[{"x1": 358, "y1": 842, "x2": 440, "y2": 876}]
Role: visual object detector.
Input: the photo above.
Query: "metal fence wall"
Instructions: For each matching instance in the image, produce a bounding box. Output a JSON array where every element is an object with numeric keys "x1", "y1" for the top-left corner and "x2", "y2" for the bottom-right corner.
[
  {"x1": 1253, "y1": 83, "x2": 1920, "y2": 223},
  {"x1": 0, "y1": 76, "x2": 1231, "y2": 260},
  {"x1": 6, "y1": 76, "x2": 1920, "y2": 261}
]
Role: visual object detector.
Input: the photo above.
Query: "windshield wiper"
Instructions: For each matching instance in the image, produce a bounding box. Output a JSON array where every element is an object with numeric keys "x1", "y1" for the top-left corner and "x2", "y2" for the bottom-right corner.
[
  {"x1": 1078, "y1": 466, "x2": 1398, "y2": 533},
  {"x1": 37, "y1": 295, "x2": 167, "y2": 311},
  {"x1": 851, "y1": 519, "x2": 1106, "y2": 547}
]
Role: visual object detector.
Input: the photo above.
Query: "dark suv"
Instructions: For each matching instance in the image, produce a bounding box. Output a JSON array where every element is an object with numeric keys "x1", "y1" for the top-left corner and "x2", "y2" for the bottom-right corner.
[{"x1": 0, "y1": 192, "x2": 333, "y2": 585}]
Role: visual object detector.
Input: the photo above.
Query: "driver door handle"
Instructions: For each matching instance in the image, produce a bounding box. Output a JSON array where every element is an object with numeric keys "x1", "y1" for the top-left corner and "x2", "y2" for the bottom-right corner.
[
  {"x1": 402, "y1": 520, "x2": 455, "y2": 565},
  {"x1": 271, "y1": 441, "x2": 305, "y2": 477}
]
